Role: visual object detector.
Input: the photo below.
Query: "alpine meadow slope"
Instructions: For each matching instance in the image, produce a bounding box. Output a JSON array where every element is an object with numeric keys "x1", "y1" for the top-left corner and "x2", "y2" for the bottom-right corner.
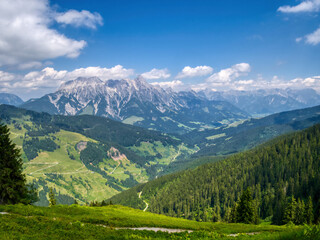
[{"x1": 0, "y1": 104, "x2": 196, "y2": 205}]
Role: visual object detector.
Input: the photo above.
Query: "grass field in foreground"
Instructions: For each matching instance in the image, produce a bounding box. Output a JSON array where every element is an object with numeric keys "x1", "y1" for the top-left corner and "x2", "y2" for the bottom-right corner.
[{"x1": 0, "y1": 204, "x2": 315, "y2": 239}]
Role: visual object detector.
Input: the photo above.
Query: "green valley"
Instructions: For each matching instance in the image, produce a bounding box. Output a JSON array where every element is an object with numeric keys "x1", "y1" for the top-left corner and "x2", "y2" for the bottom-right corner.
[{"x1": 0, "y1": 105, "x2": 197, "y2": 206}]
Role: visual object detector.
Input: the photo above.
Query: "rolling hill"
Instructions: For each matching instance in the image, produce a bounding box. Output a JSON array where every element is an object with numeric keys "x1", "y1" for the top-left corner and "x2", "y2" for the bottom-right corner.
[{"x1": 0, "y1": 105, "x2": 196, "y2": 205}]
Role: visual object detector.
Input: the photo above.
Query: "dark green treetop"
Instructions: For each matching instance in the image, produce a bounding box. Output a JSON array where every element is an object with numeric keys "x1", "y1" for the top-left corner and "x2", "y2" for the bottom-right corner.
[{"x1": 0, "y1": 123, "x2": 29, "y2": 204}]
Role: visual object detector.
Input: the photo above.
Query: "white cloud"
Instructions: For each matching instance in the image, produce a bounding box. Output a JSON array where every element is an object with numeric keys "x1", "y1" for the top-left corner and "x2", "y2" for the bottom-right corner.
[
  {"x1": 176, "y1": 66, "x2": 213, "y2": 79},
  {"x1": 141, "y1": 68, "x2": 171, "y2": 80},
  {"x1": 0, "y1": 0, "x2": 103, "y2": 68},
  {"x1": 9, "y1": 65, "x2": 134, "y2": 91},
  {"x1": 305, "y1": 27, "x2": 320, "y2": 45},
  {"x1": 278, "y1": 0, "x2": 320, "y2": 13},
  {"x1": 67, "y1": 65, "x2": 134, "y2": 81},
  {"x1": 150, "y1": 80, "x2": 184, "y2": 90},
  {"x1": 190, "y1": 74, "x2": 320, "y2": 92},
  {"x1": 0, "y1": 71, "x2": 16, "y2": 82},
  {"x1": 207, "y1": 63, "x2": 251, "y2": 83},
  {"x1": 278, "y1": 0, "x2": 320, "y2": 45},
  {"x1": 55, "y1": 10, "x2": 103, "y2": 29}
]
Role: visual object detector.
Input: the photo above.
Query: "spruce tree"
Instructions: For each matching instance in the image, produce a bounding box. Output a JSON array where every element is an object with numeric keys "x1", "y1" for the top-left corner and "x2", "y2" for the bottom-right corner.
[
  {"x1": 295, "y1": 198, "x2": 305, "y2": 225},
  {"x1": 305, "y1": 196, "x2": 313, "y2": 225},
  {"x1": 0, "y1": 123, "x2": 29, "y2": 204},
  {"x1": 230, "y1": 202, "x2": 238, "y2": 223},
  {"x1": 49, "y1": 187, "x2": 56, "y2": 206},
  {"x1": 236, "y1": 188, "x2": 255, "y2": 224},
  {"x1": 283, "y1": 196, "x2": 297, "y2": 224}
]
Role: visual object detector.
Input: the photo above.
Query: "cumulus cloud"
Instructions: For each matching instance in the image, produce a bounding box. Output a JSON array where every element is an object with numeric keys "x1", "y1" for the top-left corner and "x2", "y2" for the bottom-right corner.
[
  {"x1": 0, "y1": 71, "x2": 16, "y2": 82},
  {"x1": 141, "y1": 68, "x2": 171, "y2": 80},
  {"x1": 55, "y1": 10, "x2": 103, "y2": 29},
  {"x1": 5, "y1": 65, "x2": 135, "y2": 92},
  {"x1": 0, "y1": 0, "x2": 102, "y2": 68},
  {"x1": 278, "y1": 0, "x2": 320, "y2": 13},
  {"x1": 66, "y1": 65, "x2": 134, "y2": 81},
  {"x1": 190, "y1": 74, "x2": 320, "y2": 93},
  {"x1": 305, "y1": 27, "x2": 320, "y2": 45},
  {"x1": 278, "y1": 0, "x2": 320, "y2": 45},
  {"x1": 176, "y1": 66, "x2": 213, "y2": 79},
  {"x1": 150, "y1": 80, "x2": 184, "y2": 90},
  {"x1": 207, "y1": 63, "x2": 251, "y2": 83}
]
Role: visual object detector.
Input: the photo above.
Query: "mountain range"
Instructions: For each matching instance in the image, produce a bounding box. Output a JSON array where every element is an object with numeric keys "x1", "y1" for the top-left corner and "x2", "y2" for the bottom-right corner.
[
  {"x1": 3, "y1": 77, "x2": 320, "y2": 135},
  {"x1": 20, "y1": 76, "x2": 249, "y2": 134},
  {"x1": 199, "y1": 88, "x2": 320, "y2": 116}
]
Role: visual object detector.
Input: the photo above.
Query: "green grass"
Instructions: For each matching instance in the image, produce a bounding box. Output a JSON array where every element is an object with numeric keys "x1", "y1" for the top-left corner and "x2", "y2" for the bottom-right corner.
[
  {"x1": 0, "y1": 204, "x2": 309, "y2": 239},
  {"x1": 206, "y1": 133, "x2": 226, "y2": 140},
  {"x1": 7, "y1": 119, "x2": 195, "y2": 205},
  {"x1": 122, "y1": 116, "x2": 145, "y2": 125}
]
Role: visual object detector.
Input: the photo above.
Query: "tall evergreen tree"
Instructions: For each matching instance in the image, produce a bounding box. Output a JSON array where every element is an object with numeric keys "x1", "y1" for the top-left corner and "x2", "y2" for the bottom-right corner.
[
  {"x1": 49, "y1": 187, "x2": 56, "y2": 207},
  {"x1": 0, "y1": 123, "x2": 29, "y2": 204},
  {"x1": 283, "y1": 196, "x2": 297, "y2": 224},
  {"x1": 305, "y1": 196, "x2": 314, "y2": 225},
  {"x1": 295, "y1": 198, "x2": 305, "y2": 225},
  {"x1": 236, "y1": 188, "x2": 255, "y2": 224}
]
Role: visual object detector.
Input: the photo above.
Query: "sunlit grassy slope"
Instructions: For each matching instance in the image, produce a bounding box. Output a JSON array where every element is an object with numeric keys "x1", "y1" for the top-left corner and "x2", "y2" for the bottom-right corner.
[
  {"x1": 2, "y1": 106, "x2": 196, "y2": 206},
  {"x1": 0, "y1": 204, "x2": 307, "y2": 240}
]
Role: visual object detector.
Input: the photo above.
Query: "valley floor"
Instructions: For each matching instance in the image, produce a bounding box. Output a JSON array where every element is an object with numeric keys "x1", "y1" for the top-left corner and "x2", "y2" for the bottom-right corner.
[{"x1": 0, "y1": 204, "x2": 313, "y2": 239}]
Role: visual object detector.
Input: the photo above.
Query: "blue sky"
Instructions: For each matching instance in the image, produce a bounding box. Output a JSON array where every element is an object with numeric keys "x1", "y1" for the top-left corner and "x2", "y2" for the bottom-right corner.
[{"x1": 0, "y1": 0, "x2": 319, "y2": 99}]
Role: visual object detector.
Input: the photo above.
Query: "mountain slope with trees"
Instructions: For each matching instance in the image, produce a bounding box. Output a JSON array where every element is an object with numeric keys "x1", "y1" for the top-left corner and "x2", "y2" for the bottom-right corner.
[
  {"x1": 0, "y1": 105, "x2": 196, "y2": 205},
  {"x1": 108, "y1": 124, "x2": 320, "y2": 224}
]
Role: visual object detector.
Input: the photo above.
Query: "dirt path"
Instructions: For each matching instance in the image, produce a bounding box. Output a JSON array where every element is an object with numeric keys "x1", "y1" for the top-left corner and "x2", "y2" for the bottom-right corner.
[
  {"x1": 138, "y1": 191, "x2": 149, "y2": 212},
  {"x1": 109, "y1": 162, "x2": 120, "y2": 174},
  {"x1": 28, "y1": 162, "x2": 59, "y2": 175}
]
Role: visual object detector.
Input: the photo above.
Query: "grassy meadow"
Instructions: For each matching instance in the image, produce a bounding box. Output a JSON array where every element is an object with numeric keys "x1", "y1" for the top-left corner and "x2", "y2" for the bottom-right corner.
[{"x1": 1, "y1": 204, "x2": 316, "y2": 239}]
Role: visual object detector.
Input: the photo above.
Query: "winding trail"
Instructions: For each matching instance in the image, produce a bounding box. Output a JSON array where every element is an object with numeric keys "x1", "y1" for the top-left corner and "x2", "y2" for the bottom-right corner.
[
  {"x1": 109, "y1": 162, "x2": 121, "y2": 174},
  {"x1": 27, "y1": 162, "x2": 59, "y2": 175},
  {"x1": 138, "y1": 191, "x2": 149, "y2": 212}
]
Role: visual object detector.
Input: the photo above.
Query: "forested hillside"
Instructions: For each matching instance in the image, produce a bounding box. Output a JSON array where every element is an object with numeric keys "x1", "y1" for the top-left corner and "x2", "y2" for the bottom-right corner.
[
  {"x1": 0, "y1": 105, "x2": 196, "y2": 205},
  {"x1": 109, "y1": 124, "x2": 320, "y2": 224}
]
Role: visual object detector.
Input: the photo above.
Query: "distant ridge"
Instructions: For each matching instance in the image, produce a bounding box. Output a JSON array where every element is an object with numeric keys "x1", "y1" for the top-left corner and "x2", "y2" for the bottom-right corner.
[
  {"x1": 0, "y1": 93, "x2": 23, "y2": 106},
  {"x1": 199, "y1": 88, "x2": 320, "y2": 115}
]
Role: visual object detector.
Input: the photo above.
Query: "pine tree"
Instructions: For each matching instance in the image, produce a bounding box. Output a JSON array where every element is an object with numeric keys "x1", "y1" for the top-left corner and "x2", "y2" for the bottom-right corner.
[
  {"x1": 315, "y1": 200, "x2": 320, "y2": 224},
  {"x1": 283, "y1": 196, "x2": 297, "y2": 224},
  {"x1": 230, "y1": 202, "x2": 238, "y2": 223},
  {"x1": 305, "y1": 196, "x2": 313, "y2": 225},
  {"x1": 295, "y1": 198, "x2": 305, "y2": 225},
  {"x1": 236, "y1": 188, "x2": 255, "y2": 224},
  {"x1": 49, "y1": 187, "x2": 56, "y2": 206},
  {"x1": 0, "y1": 123, "x2": 29, "y2": 204}
]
